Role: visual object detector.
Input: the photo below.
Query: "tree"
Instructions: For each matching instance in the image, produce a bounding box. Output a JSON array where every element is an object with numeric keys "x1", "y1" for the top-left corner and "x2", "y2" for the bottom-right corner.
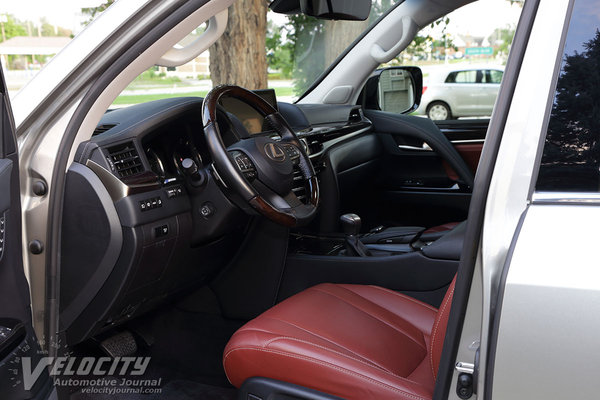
[
  {"x1": 323, "y1": 20, "x2": 368, "y2": 67},
  {"x1": 541, "y1": 30, "x2": 600, "y2": 189},
  {"x1": 81, "y1": 1, "x2": 116, "y2": 25},
  {"x1": 0, "y1": 15, "x2": 27, "y2": 42},
  {"x1": 488, "y1": 27, "x2": 515, "y2": 58},
  {"x1": 266, "y1": 18, "x2": 293, "y2": 78},
  {"x1": 209, "y1": 1, "x2": 268, "y2": 89}
]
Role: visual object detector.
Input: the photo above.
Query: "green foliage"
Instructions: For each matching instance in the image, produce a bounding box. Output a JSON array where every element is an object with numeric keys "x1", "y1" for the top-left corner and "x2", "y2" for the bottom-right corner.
[
  {"x1": 488, "y1": 27, "x2": 515, "y2": 57},
  {"x1": 1, "y1": 15, "x2": 27, "y2": 42},
  {"x1": 285, "y1": 14, "x2": 326, "y2": 95},
  {"x1": 130, "y1": 68, "x2": 181, "y2": 85},
  {"x1": 81, "y1": 0, "x2": 115, "y2": 26},
  {"x1": 269, "y1": 1, "x2": 453, "y2": 95},
  {"x1": 266, "y1": 18, "x2": 294, "y2": 79}
]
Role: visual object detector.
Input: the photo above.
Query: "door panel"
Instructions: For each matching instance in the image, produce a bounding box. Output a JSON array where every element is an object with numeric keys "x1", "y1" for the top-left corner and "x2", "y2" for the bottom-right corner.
[
  {"x1": 362, "y1": 110, "x2": 475, "y2": 228},
  {"x1": 362, "y1": 111, "x2": 489, "y2": 228},
  {"x1": 0, "y1": 65, "x2": 54, "y2": 399},
  {"x1": 442, "y1": 143, "x2": 484, "y2": 181}
]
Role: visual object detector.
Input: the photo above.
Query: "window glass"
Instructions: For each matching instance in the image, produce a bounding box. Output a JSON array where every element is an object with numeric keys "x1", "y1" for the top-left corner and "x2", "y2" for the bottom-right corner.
[
  {"x1": 445, "y1": 72, "x2": 457, "y2": 83},
  {"x1": 454, "y1": 70, "x2": 477, "y2": 83},
  {"x1": 374, "y1": 1, "x2": 521, "y2": 120},
  {"x1": 487, "y1": 69, "x2": 503, "y2": 83},
  {"x1": 536, "y1": 0, "x2": 600, "y2": 192}
]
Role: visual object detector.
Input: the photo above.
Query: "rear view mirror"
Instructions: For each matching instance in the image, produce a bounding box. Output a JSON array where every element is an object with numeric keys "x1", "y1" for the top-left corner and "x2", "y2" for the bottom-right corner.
[
  {"x1": 300, "y1": 0, "x2": 371, "y2": 20},
  {"x1": 360, "y1": 67, "x2": 423, "y2": 114},
  {"x1": 270, "y1": 0, "x2": 371, "y2": 21}
]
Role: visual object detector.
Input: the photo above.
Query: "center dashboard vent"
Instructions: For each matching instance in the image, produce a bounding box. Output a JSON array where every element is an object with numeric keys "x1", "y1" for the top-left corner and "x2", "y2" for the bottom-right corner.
[{"x1": 105, "y1": 142, "x2": 144, "y2": 179}]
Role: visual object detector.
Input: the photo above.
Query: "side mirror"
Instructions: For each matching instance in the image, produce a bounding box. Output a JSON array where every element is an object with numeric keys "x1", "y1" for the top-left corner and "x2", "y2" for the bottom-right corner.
[{"x1": 360, "y1": 67, "x2": 423, "y2": 114}]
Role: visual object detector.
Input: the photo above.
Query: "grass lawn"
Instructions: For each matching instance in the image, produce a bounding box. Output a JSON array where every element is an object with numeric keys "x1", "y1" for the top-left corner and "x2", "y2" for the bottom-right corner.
[
  {"x1": 113, "y1": 86, "x2": 296, "y2": 105},
  {"x1": 113, "y1": 91, "x2": 209, "y2": 105}
]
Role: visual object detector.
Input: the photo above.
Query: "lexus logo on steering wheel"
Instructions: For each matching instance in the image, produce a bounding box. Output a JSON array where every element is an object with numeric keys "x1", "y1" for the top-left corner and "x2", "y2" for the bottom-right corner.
[{"x1": 264, "y1": 143, "x2": 286, "y2": 162}]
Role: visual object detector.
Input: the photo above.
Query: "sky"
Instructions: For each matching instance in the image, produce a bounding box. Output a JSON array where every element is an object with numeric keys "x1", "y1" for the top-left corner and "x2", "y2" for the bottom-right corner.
[
  {"x1": 0, "y1": 0, "x2": 105, "y2": 34},
  {"x1": 1, "y1": 0, "x2": 523, "y2": 39},
  {"x1": 562, "y1": 0, "x2": 600, "y2": 56},
  {"x1": 442, "y1": 0, "x2": 522, "y2": 38}
]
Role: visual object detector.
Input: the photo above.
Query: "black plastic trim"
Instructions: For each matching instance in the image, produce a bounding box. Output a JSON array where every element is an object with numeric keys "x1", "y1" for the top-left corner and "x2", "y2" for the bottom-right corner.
[
  {"x1": 58, "y1": 163, "x2": 123, "y2": 330},
  {"x1": 239, "y1": 377, "x2": 345, "y2": 400},
  {"x1": 432, "y1": 1, "x2": 541, "y2": 399}
]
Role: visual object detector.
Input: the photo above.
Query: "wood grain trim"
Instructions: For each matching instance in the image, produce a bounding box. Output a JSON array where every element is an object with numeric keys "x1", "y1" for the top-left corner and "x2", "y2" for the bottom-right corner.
[{"x1": 249, "y1": 196, "x2": 296, "y2": 227}]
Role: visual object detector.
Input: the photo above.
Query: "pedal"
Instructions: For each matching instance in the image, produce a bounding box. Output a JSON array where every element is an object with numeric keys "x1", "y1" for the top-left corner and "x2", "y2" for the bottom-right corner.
[
  {"x1": 99, "y1": 331, "x2": 138, "y2": 357},
  {"x1": 129, "y1": 320, "x2": 155, "y2": 348}
]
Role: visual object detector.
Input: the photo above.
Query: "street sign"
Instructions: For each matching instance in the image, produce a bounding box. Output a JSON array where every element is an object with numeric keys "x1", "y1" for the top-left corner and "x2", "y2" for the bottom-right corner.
[{"x1": 465, "y1": 47, "x2": 494, "y2": 56}]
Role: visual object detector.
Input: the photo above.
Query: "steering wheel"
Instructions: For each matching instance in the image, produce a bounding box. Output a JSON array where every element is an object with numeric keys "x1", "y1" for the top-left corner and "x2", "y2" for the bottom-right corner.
[{"x1": 202, "y1": 85, "x2": 319, "y2": 227}]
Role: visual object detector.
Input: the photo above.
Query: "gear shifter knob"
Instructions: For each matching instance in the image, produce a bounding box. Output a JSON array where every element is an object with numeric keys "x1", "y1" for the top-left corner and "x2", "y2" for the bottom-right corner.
[{"x1": 340, "y1": 213, "x2": 362, "y2": 236}]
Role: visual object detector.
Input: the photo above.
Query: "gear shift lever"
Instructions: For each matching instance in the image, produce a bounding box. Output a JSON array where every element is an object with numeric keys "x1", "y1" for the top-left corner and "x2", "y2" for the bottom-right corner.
[{"x1": 340, "y1": 214, "x2": 371, "y2": 257}]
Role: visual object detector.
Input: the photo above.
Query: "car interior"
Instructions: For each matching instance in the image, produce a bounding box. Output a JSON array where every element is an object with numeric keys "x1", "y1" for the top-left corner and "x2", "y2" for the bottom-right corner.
[{"x1": 46, "y1": 0, "x2": 498, "y2": 399}]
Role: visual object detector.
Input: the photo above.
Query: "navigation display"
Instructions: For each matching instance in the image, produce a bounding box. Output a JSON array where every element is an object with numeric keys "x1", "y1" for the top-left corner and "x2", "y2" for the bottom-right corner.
[{"x1": 219, "y1": 89, "x2": 278, "y2": 135}]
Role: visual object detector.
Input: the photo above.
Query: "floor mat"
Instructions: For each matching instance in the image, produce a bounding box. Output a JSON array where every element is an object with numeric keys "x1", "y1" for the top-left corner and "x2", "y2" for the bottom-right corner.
[{"x1": 69, "y1": 308, "x2": 243, "y2": 400}]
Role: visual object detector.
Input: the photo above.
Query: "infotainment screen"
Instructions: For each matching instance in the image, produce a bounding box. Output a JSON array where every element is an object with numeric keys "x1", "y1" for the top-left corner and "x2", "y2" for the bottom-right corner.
[{"x1": 219, "y1": 89, "x2": 278, "y2": 135}]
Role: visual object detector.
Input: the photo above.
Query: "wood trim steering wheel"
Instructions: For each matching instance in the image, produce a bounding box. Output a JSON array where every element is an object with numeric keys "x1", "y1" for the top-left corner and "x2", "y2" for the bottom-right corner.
[{"x1": 202, "y1": 85, "x2": 319, "y2": 227}]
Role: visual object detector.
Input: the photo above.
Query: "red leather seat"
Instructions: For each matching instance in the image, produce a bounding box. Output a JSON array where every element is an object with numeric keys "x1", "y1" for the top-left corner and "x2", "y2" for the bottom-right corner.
[
  {"x1": 423, "y1": 222, "x2": 461, "y2": 234},
  {"x1": 224, "y1": 277, "x2": 456, "y2": 400}
]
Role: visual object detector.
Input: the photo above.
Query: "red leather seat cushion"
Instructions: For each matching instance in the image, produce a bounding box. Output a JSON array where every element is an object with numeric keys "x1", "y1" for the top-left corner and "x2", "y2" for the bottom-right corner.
[
  {"x1": 424, "y1": 222, "x2": 460, "y2": 234},
  {"x1": 224, "y1": 281, "x2": 455, "y2": 400}
]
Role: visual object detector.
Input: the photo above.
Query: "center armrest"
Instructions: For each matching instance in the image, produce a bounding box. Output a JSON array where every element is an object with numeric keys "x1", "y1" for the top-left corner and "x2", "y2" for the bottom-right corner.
[{"x1": 421, "y1": 221, "x2": 467, "y2": 261}]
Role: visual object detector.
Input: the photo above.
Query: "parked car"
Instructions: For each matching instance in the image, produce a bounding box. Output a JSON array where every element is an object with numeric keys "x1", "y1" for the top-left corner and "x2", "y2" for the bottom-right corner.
[
  {"x1": 0, "y1": 0, "x2": 594, "y2": 400},
  {"x1": 415, "y1": 65, "x2": 504, "y2": 120}
]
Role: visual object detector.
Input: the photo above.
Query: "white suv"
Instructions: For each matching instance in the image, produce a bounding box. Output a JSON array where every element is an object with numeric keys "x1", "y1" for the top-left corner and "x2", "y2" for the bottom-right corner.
[{"x1": 415, "y1": 66, "x2": 504, "y2": 120}]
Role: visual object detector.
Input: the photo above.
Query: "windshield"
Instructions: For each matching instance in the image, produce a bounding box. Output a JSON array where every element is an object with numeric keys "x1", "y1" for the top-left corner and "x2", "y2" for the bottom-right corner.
[{"x1": 270, "y1": 1, "x2": 399, "y2": 98}]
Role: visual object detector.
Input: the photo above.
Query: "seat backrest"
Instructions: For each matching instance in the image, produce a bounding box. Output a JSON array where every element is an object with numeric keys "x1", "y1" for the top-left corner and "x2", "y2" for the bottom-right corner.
[{"x1": 430, "y1": 275, "x2": 457, "y2": 380}]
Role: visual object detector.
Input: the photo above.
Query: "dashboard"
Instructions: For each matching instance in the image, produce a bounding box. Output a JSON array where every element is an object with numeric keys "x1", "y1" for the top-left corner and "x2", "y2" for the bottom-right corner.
[{"x1": 60, "y1": 95, "x2": 371, "y2": 346}]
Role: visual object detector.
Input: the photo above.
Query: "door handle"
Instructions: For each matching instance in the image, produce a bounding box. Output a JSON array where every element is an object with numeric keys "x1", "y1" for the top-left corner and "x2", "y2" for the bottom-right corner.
[{"x1": 397, "y1": 142, "x2": 433, "y2": 152}]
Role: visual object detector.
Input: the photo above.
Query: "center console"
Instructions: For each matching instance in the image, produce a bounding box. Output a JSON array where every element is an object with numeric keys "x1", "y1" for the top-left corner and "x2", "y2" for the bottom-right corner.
[{"x1": 281, "y1": 215, "x2": 466, "y2": 307}]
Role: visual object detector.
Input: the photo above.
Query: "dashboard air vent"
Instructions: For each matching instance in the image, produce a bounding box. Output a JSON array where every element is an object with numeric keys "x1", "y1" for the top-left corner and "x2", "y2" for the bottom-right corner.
[
  {"x1": 106, "y1": 142, "x2": 144, "y2": 178},
  {"x1": 93, "y1": 123, "x2": 118, "y2": 136},
  {"x1": 292, "y1": 166, "x2": 307, "y2": 203},
  {"x1": 349, "y1": 108, "x2": 362, "y2": 123}
]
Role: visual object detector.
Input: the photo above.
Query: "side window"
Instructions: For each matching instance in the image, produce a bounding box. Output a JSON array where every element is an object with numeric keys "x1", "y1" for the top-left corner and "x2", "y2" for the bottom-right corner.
[
  {"x1": 487, "y1": 69, "x2": 503, "y2": 84},
  {"x1": 536, "y1": 0, "x2": 600, "y2": 192},
  {"x1": 372, "y1": 2, "x2": 521, "y2": 120},
  {"x1": 445, "y1": 72, "x2": 457, "y2": 83},
  {"x1": 454, "y1": 70, "x2": 477, "y2": 83}
]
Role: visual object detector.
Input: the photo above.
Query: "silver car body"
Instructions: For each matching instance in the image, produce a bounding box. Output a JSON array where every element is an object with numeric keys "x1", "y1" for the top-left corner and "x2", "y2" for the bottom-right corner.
[{"x1": 415, "y1": 65, "x2": 504, "y2": 119}]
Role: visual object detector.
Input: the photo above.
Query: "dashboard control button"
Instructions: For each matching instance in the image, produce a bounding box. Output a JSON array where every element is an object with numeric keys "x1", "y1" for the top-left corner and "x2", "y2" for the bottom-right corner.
[
  {"x1": 200, "y1": 202, "x2": 215, "y2": 218},
  {"x1": 140, "y1": 197, "x2": 163, "y2": 212},
  {"x1": 154, "y1": 224, "x2": 169, "y2": 238}
]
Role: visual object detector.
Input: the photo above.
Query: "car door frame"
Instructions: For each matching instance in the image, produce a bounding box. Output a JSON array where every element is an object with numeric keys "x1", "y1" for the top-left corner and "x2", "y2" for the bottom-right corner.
[
  {"x1": 0, "y1": 64, "x2": 56, "y2": 400},
  {"x1": 432, "y1": 0, "x2": 569, "y2": 399}
]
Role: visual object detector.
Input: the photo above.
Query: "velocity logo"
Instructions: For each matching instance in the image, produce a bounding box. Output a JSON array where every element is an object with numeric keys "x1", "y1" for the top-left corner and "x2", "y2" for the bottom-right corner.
[{"x1": 22, "y1": 357, "x2": 151, "y2": 390}]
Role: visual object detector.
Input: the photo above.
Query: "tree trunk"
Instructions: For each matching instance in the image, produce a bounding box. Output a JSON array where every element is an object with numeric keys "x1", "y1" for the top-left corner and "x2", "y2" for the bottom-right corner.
[
  {"x1": 324, "y1": 20, "x2": 368, "y2": 67},
  {"x1": 209, "y1": 0, "x2": 268, "y2": 89}
]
